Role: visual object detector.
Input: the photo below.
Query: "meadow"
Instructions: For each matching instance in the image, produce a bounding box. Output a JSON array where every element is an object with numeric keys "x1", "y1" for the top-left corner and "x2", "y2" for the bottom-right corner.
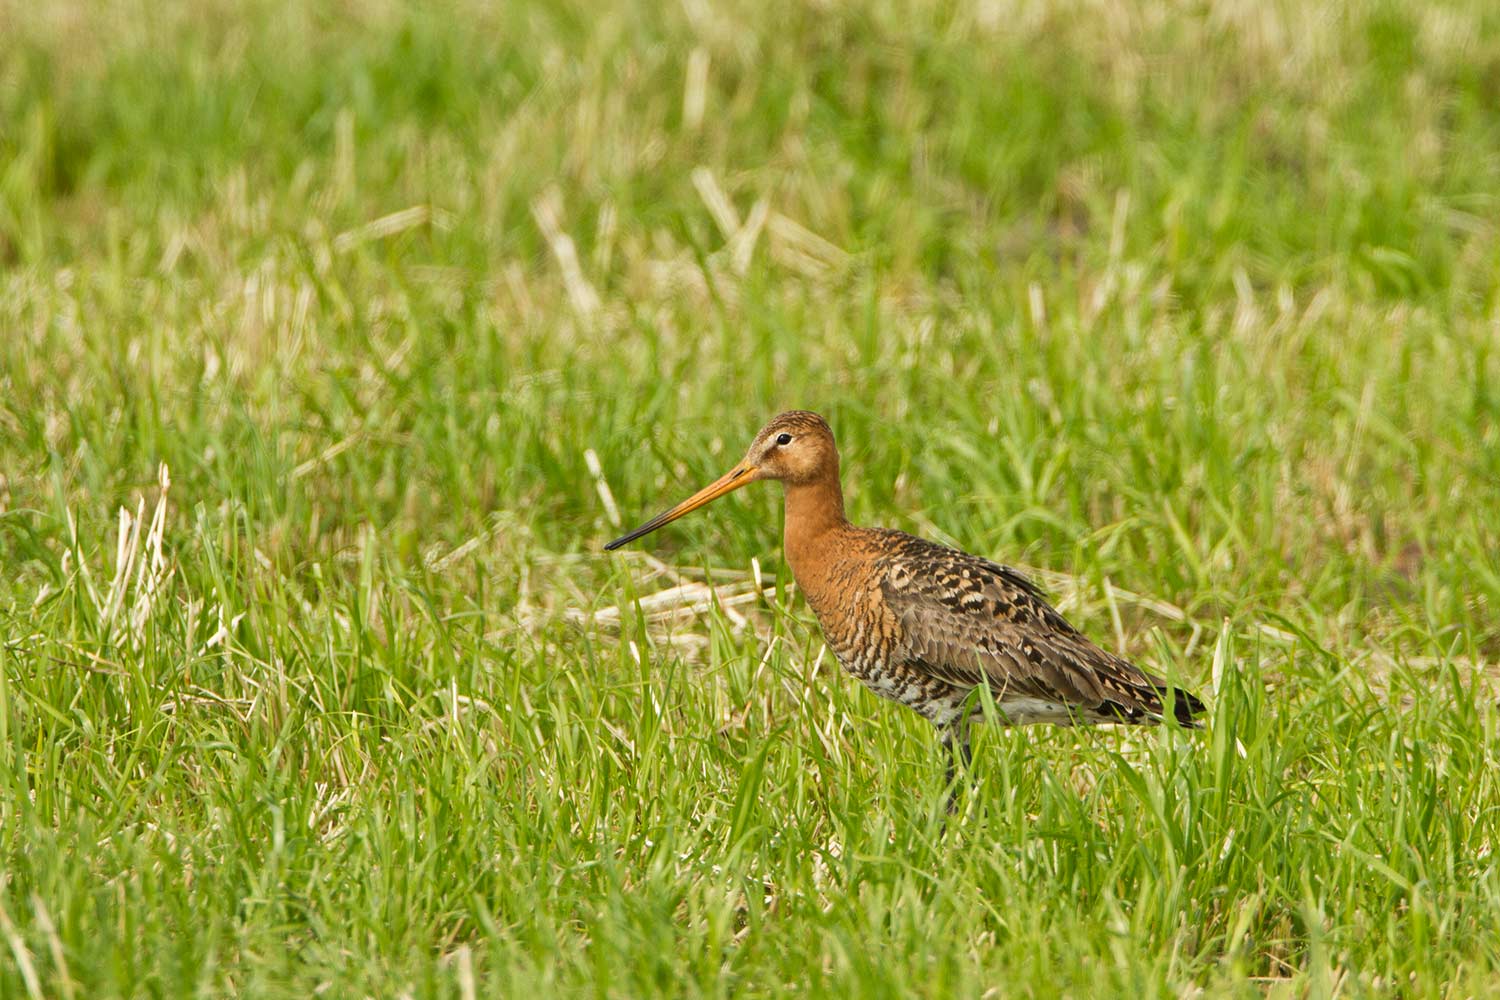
[{"x1": 2, "y1": 0, "x2": 1500, "y2": 995}]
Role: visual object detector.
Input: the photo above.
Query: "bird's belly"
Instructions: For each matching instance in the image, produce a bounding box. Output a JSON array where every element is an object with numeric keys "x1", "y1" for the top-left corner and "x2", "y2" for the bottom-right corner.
[
  {"x1": 837, "y1": 651, "x2": 972, "y2": 727},
  {"x1": 834, "y1": 645, "x2": 1082, "y2": 728}
]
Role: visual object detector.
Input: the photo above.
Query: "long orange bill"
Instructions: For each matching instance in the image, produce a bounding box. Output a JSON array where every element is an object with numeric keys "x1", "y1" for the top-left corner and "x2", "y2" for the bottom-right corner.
[{"x1": 604, "y1": 463, "x2": 757, "y2": 550}]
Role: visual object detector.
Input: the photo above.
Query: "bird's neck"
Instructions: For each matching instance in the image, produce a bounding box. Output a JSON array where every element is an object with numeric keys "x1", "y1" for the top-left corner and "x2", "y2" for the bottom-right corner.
[{"x1": 782, "y1": 476, "x2": 849, "y2": 583}]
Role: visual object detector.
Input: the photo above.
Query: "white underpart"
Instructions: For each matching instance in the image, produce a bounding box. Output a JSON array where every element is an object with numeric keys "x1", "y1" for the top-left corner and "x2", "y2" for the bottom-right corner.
[{"x1": 990, "y1": 698, "x2": 1079, "y2": 725}]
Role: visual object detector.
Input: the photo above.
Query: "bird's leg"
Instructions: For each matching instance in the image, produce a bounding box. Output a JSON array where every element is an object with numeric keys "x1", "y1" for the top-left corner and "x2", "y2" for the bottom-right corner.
[{"x1": 940, "y1": 723, "x2": 973, "y2": 815}]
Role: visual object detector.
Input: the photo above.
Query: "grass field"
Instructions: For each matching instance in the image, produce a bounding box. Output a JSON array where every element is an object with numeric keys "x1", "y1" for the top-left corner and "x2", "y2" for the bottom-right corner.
[{"x1": 3, "y1": 0, "x2": 1500, "y2": 995}]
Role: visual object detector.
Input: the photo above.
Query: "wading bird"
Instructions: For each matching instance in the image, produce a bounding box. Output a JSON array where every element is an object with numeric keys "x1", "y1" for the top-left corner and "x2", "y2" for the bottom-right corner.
[{"x1": 605, "y1": 411, "x2": 1204, "y2": 808}]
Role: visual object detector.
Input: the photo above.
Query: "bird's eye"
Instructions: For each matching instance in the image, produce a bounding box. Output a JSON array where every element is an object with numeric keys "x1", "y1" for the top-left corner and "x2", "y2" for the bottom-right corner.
[{"x1": 775, "y1": 433, "x2": 793, "y2": 446}]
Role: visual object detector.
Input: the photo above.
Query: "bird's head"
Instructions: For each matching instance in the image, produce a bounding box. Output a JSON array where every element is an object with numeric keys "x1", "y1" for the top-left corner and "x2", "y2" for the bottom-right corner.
[
  {"x1": 603, "y1": 410, "x2": 838, "y2": 550},
  {"x1": 742, "y1": 410, "x2": 838, "y2": 487}
]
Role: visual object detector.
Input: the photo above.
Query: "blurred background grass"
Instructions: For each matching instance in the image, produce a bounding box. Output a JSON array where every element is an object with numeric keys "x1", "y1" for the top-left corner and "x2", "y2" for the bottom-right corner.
[{"x1": 2, "y1": 0, "x2": 1500, "y2": 995}]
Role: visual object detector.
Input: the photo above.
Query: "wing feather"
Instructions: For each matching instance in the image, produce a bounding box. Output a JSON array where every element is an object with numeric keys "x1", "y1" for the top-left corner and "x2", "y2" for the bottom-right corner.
[{"x1": 876, "y1": 531, "x2": 1203, "y2": 725}]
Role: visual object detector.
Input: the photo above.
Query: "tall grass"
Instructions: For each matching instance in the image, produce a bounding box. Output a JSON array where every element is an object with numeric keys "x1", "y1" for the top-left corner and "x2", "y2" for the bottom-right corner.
[{"x1": 2, "y1": 0, "x2": 1500, "y2": 994}]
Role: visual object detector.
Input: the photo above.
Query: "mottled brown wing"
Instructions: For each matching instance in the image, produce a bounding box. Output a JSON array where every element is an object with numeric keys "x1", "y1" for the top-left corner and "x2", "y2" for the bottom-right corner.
[{"x1": 875, "y1": 531, "x2": 1203, "y2": 725}]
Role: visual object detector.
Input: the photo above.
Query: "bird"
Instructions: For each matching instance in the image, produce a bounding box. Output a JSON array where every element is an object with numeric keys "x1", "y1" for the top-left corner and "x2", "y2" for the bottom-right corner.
[{"x1": 604, "y1": 410, "x2": 1204, "y2": 808}]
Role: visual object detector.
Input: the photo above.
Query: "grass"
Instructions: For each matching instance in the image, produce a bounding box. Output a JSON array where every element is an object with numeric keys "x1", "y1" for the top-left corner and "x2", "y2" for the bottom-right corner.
[{"x1": 2, "y1": 0, "x2": 1500, "y2": 994}]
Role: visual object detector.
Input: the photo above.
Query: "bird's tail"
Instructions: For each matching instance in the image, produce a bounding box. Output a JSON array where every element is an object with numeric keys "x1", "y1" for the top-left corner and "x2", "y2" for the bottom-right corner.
[
  {"x1": 1156, "y1": 684, "x2": 1206, "y2": 728},
  {"x1": 1100, "y1": 678, "x2": 1207, "y2": 728}
]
